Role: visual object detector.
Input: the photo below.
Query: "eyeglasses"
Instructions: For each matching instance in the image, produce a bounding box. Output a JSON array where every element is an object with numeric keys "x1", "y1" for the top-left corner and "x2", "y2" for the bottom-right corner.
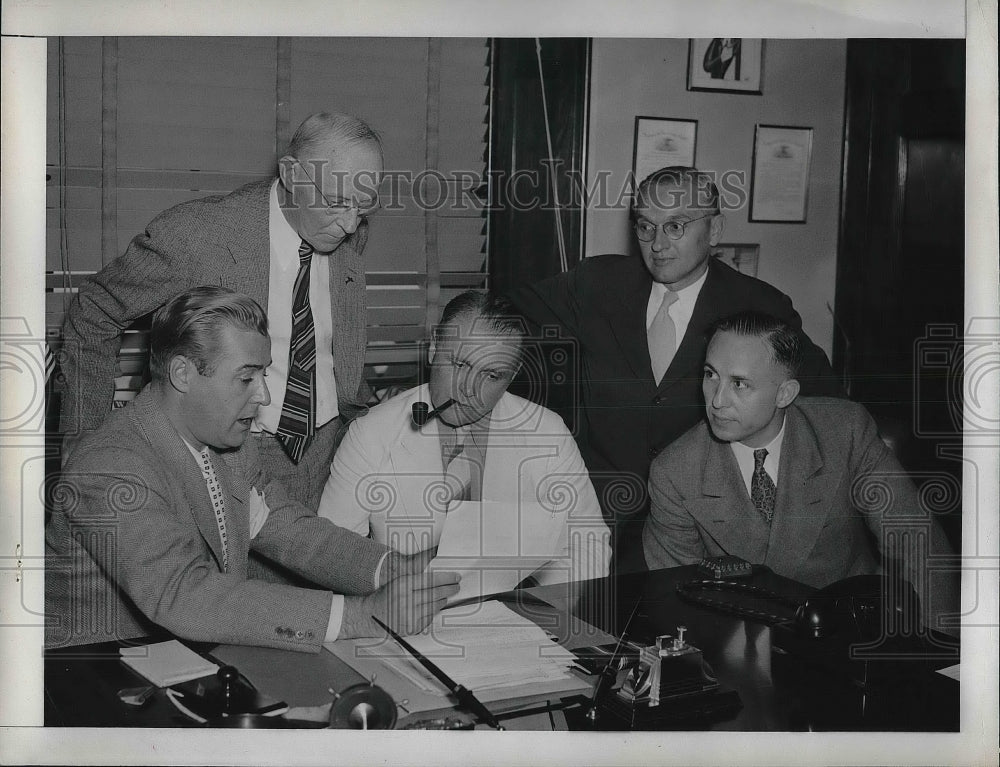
[
  {"x1": 295, "y1": 160, "x2": 380, "y2": 219},
  {"x1": 633, "y1": 212, "x2": 714, "y2": 242}
]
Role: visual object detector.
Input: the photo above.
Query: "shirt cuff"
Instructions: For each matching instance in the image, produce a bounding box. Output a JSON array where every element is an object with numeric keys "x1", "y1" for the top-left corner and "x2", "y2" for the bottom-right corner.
[
  {"x1": 324, "y1": 595, "x2": 345, "y2": 643},
  {"x1": 373, "y1": 551, "x2": 391, "y2": 589}
]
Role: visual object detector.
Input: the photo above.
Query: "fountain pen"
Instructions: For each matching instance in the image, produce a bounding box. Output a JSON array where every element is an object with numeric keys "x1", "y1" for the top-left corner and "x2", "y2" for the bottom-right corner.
[{"x1": 372, "y1": 616, "x2": 504, "y2": 730}]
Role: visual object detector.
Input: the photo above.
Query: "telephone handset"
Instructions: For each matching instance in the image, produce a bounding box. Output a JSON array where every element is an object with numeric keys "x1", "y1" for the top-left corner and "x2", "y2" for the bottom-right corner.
[
  {"x1": 792, "y1": 574, "x2": 896, "y2": 641},
  {"x1": 677, "y1": 561, "x2": 913, "y2": 644}
]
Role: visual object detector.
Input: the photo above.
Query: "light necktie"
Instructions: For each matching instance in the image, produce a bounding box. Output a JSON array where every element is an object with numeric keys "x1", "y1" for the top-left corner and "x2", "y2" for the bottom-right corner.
[
  {"x1": 443, "y1": 435, "x2": 472, "y2": 505},
  {"x1": 275, "y1": 240, "x2": 318, "y2": 463},
  {"x1": 648, "y1": 289, "x2": 680, "y2": 384},
  {"x1": 197, "y1": 448, "x2": 230, "y2": 572},
  {"x1": 751, "y1": 448, "x2": 776, "y2": 524}
]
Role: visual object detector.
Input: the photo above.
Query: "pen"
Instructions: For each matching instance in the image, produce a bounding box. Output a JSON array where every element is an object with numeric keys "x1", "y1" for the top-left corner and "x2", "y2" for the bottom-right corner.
[
  {"x1": 586, "y1": 597, "x2": 642, "y2": 724},
  {"x1": 371, "y1": 616, "x2": 505, "y2": 731}
]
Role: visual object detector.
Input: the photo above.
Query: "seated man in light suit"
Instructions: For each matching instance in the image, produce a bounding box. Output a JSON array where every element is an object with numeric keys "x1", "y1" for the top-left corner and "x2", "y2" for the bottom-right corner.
[
  {"x1": 45, "y1": 287, "x2": 459, "y2": 652},
  {"x1": 643, "y1": 311, "x2": 959, "y2": 631},
  {"x1": 318, "y1": 290, "x2": 611, "y2": 593}
]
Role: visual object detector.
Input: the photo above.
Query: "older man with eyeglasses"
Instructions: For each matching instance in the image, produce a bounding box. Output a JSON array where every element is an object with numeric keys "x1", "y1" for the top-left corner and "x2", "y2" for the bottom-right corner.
[
  {"x1": 59, "y1": 112, "x2": 383, "y2": 517},
  {"x1": 508, "y1": 166, "x2": 843, "y2": 575}
]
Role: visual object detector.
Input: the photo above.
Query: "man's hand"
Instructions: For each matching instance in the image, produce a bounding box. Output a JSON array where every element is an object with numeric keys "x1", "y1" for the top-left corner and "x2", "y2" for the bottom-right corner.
[
  {"x1": 340, "y1": 570, "x2": 460, "y2": 639},
  {"x1": 377, "y1": 547, "x2": 439, "y2": 587}
]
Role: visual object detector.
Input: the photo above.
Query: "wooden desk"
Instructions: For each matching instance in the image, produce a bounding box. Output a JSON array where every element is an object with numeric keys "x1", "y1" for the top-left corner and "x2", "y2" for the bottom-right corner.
[{"x1": 44, "y1": 566, "x2": 959, "y2": 731}]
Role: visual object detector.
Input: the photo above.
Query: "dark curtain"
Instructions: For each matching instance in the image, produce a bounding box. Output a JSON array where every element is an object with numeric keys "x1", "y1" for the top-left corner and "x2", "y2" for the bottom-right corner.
[{"x1": 488, "y1": 38, "x2": 591, "y2": 293}]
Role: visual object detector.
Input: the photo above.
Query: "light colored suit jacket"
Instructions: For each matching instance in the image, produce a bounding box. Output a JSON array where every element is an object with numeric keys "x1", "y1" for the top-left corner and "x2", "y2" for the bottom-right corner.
[
  {"x1": 58, "y1": 180, "x2": 370, "y2": 436},
  {"x1": 318, "y1": 385, "x2": 611, "y2": 586},
  {"x1": 643, "y1": 397, "x2": 958, "y2": 624},
  {"x1": 45, "y1": 387, "x2": 390, "y2": 652}
]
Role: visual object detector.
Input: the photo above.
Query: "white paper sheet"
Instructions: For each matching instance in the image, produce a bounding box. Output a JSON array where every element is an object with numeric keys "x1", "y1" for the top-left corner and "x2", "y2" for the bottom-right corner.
[
  {"x1": 354, "y1": 600, "x2": 577, "y2": 696},
  {"x1": 428, "y1": 500, "x2": 566, "y2": 602}
]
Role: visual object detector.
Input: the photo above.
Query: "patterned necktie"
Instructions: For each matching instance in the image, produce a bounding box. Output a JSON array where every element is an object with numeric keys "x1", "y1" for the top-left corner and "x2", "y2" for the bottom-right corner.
[
  {"x1": 648, "y1": 289, "x2": 680, "y2": 384},
  {"x1": 197, "y1": 448, "x2": 229, "y2": 572},
  {"x1": 275, "y1": 240, "x2": 318, "y2": 463},
  {"x1": 751, "y1": 448, "x2": 776, "y2": 524}
]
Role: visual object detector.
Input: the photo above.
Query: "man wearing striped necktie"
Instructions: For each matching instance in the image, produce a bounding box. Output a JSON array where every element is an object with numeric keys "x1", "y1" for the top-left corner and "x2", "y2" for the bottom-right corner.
[{"x1": 59, "y1": 112, "x2": 383, "y2": 512}]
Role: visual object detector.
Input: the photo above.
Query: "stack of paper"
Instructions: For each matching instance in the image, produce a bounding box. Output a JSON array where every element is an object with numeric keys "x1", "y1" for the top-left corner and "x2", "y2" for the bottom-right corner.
[
  {"x1": 357, "y1": 601, "x2": 578, "y2": 695},
  {"x1": 120, "y1": 640, "x2": 219, "y2": 687}
]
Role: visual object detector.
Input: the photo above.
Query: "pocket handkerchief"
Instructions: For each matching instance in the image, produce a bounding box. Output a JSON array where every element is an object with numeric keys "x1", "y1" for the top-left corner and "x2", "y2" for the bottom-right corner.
[{"x1": 248, "y1": 486, "x2": 270, "y2": 539}]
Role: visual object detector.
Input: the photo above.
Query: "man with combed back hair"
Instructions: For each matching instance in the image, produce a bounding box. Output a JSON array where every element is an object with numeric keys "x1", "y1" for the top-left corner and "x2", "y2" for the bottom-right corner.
[
  {"x1": 46, "y1": 287, "x2": 459, "y2": 651},
  {"x1": 319, "y1": 290, "x2": 611, "y2": 592},
  {"x1": 643, "y1": 311, "x2": 958, "y2": 633}
]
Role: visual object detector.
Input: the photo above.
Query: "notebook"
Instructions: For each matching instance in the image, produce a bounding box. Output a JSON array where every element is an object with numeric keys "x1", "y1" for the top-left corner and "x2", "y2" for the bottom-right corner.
[{"x1": 120, "y1": 640, "x2": 220, "y2": 687}]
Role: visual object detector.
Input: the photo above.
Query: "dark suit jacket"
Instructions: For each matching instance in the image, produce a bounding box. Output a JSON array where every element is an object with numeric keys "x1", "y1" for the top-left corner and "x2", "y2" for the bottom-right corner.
[
  {"x1": 59, "y1": 180, "x2": 370, "y2": 436},
  {"x1": 45, "y1": 387, "x2": 390, "y2": 652},
  {"x1": 509, "y1": 255, "x2": 841, "y2": 571},
  {"x1": 643, "y1": 397, "x2": 958, "y2": 625}
]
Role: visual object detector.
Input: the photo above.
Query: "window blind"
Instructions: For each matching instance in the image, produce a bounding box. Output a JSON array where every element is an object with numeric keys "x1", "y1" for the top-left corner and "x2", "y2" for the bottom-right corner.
[{"x1": 46, "y1": 36, "x2": 489, "y2": 402}]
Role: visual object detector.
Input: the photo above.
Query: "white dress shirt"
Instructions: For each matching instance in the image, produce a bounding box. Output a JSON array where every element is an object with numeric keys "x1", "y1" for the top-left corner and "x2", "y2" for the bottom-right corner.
[
  {"x1": 729, "y1": 418, "x2": 787, "y2": 498},
  {"x1": 645, "y1": 265, "x2": 710, "y2": 342},
  {"x1": 253, "y1": 179, "x2": 339, "y2": 435}
]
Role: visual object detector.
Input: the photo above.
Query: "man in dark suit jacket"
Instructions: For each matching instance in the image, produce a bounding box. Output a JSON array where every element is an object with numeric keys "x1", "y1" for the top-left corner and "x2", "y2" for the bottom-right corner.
[
  {"x1": 46, "y1": 287, "x2": 458, "y2": 651},
  {"x1": 643, "y1": 312, "x2": 958, "y2": 631},
  {"x1": 509, "y1": 166, "x2": 841, "y2": 573},
  {"x1": 59, "y1": 112, "x2": 383, "y2": 511}
]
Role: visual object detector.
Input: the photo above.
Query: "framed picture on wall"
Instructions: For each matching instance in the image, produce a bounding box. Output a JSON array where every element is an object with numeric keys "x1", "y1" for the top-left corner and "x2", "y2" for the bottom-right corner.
[
  {"x1": 749, "y1": 124, "x2": 814, "y2": 223},
  {"x1": 712, "y1": 243, "x2": 760, "y2": 277},
  {"x1": 632, "y1": 116, "x2": 698, "y2": 183},
  {"x1": 687, "y1": 39, "x2": 764, "y2": 94}
]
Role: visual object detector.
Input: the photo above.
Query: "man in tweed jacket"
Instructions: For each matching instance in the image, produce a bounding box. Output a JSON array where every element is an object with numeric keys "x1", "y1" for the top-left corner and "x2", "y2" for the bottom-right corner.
[
  {"x1": 45, "y1": 288, "x2": 459, "y2": 651},
  {"x1": 59, "y1": 112, "x2": 382, "y2": 511}
]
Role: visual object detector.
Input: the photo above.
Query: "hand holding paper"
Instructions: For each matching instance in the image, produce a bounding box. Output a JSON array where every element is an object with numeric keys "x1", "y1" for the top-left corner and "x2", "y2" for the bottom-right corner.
[{"x1": 429, "y1": 500, "x2": 565, "y2": 603}]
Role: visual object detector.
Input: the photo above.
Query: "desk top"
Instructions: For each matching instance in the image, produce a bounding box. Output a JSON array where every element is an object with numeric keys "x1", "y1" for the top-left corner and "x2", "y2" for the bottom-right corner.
[{"x1": 44, "y1": 566, "x2": 959, "y2": 731}]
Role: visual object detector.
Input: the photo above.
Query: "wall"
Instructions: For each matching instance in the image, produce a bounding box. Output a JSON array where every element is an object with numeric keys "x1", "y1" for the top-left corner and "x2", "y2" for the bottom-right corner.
[{"x1": 584, "y1": 38, "x2": 847, "y2": 357}]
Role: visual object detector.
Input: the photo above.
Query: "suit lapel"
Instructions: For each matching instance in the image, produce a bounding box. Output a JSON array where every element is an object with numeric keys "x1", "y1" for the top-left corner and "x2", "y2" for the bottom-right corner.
[
  {"x1": 765, "y1": 404, "x2": 831, "y2": 574},
  {"x1": 656, "y1": 261, "x2": 721, "y2": 394},
  {"x1": 133, "y1": 390, "x2": 231, "y2": 572},
  {"x1": 391, "y1": 387, "x2": 446, "y2": 521},
  {"x1": 478, "y1": 394, "x2": 522, "y2": 500},
  {"x1": 602, "y1": 257, "x2": 655, "y2": 383},
  {"x1": 689, "y1": 434, "x2": 772, "y2": 561},
  {"x1": 326, "y1": 222, "x2": 368, "y2": 406},
  {"x1": 213, "y1": 448, "x2": 250, "y2": 573}
]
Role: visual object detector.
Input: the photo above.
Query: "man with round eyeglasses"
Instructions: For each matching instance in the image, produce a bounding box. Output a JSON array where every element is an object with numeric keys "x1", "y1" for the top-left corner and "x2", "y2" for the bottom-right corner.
[
  {"x1": 509, "y1": 165, "x2": 842, "y2": 575},
  {"x1": 59, "y1": 112, "x2": 384, "y2": 516}
]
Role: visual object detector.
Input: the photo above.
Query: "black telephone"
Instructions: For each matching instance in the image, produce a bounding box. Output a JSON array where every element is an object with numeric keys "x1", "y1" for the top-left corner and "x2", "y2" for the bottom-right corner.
[
  {"x1": 791, "y1": 574, "x2": 896, "y2": 641},
  {"x1": 678, "y1": 561, "x2": 914, "y2": 644},
  {"x1": 676, "y1": 565, "x2": 957, "y2": 688}
]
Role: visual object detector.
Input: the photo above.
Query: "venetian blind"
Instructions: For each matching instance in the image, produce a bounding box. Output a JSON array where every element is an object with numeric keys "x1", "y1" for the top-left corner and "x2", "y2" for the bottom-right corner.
[{"x1": 45, "y1": 36, "x2": 489, "y2": 400}]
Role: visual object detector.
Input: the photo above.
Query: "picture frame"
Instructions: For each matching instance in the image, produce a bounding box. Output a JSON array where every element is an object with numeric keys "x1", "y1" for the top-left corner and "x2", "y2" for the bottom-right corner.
[
  {"x1": 632, "y1": 116, "x2": 698, "y2": 184},
  {"x1": 687, "y1": 38, "x2": 764, "y2": 94},
  {"x1": 749, "y1": 124, "x2": 813, "y2": 223},
  {"x1": 712, "y1": 243, "x2": 760, "y2": 277}
]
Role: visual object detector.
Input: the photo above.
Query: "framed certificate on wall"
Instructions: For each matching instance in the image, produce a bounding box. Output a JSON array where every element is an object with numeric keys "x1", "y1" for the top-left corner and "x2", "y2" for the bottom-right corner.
[
  {"x1": 632, "y1": 116, "x2": 698, "y2": 184},
  {"x1": 749, "y1": 124, "x2": 813, "y2": 223}
]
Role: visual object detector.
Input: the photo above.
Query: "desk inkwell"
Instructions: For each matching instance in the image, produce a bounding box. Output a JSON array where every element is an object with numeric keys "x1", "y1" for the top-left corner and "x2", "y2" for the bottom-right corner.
[{"x1": 589, "y1": 626, "x2": 742, "y2": 730}]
